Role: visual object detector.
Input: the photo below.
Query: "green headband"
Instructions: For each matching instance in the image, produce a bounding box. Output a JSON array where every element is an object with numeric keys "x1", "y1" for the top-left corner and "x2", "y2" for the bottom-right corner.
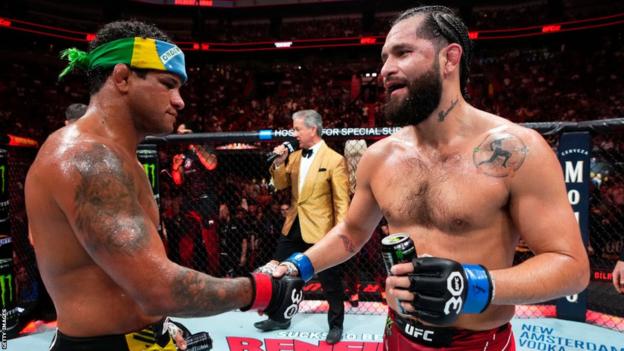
[{"x1": 59, "y1": 37, "x2": 187, "y2": 83}]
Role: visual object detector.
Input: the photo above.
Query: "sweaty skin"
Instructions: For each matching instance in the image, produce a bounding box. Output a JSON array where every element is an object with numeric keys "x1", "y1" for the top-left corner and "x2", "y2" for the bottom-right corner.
[
  {"x1": 305, "y1": 109, "x2": 587, "y2": 331},
  {"x1": 275, "y1": 14, "x2": 588, "y2": 332},
  {"x1": 25, "y1": 67, "x2": 253, "y2": 337}
]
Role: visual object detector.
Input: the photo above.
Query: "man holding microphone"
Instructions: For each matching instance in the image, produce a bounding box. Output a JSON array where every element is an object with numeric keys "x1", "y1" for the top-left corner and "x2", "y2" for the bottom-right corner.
[{"x1": 254, "y1": 109, "x2": 351, "y2": 345}]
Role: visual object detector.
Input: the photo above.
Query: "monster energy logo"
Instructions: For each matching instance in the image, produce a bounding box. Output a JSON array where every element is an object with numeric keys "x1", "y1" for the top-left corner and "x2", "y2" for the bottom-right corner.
[
  {"x1": 396, "y1": 251, "x2": 406, "y2": 260},
  {"x1": 0, "y1": 165, "x2": 5, "y2": 194},
  {"x1": 143, "y1": 163, "x2": 156, "y2": 189},
  {"x1": 0, "y1": 274, "x2": 12, "y2": 307}
]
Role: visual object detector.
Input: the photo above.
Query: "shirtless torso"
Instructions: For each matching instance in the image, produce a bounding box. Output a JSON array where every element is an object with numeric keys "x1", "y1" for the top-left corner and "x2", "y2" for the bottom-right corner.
[
  {"x1": 26, "y1": 121, "x2": 163, "y2": 336},
  {"x1": 370, "y1": 110, "x2": 525, "y2": 330},
  {"x1": 303, "y1": 104, "x2": 587, "y2": 332}
]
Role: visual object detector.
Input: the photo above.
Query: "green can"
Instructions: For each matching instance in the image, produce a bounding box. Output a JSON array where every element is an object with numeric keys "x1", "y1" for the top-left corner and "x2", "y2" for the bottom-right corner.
[
  {"x1": 381, "y1": 233, "x2": 416, "y2": 275},
  {"x1": 0, "y1": 235, "x2": 17, "y2": 335}
]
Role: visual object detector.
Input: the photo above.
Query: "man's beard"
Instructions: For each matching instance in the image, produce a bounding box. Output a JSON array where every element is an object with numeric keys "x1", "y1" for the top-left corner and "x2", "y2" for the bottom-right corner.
[{"x1": 383, "y1": 63, "x2": 442, "y2": 127}]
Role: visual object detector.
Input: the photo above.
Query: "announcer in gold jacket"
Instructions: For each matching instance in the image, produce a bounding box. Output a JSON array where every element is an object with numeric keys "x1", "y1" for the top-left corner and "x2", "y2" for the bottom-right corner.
[{"x1": 254, "y1": 109, "x2": 350, "y2": 345}]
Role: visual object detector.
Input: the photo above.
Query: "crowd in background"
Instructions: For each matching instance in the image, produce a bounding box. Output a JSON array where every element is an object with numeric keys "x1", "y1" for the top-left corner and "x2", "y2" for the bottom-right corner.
[{"x1": 1, "y1": 29, "x2": 623, "y2": 143}]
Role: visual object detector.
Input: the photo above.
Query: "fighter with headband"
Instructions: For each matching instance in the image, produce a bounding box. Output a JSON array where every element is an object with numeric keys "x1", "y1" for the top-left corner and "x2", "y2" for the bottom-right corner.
[{"x1": 25, "y1": 20, "x2": 303, "y2": 351}]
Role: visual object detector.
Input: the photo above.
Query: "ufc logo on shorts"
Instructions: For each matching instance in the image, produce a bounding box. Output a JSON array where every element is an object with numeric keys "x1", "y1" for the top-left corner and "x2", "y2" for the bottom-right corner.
[
  {"x1": 404, "y1": 324, "x2": 434, "y2": 342},
  {"x1": 444, "y1": 271, "x2": 464, "y2": 315},
  {"x1": 283, "y1": 288, "x2": 303, "y2": 319}
]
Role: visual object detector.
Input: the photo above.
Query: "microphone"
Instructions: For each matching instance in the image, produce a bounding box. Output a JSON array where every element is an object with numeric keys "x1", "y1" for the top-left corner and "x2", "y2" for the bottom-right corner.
[{"x1": 266, "y1": 140, "x2": 299, "y2": 164}]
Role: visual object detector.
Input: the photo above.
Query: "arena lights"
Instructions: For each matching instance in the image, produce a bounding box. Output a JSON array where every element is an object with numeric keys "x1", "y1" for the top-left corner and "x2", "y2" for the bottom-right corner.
[
  {"x1": 2, "y1": 12, "x2": 623, "y2": 50},
  {"x1": 360, "y1": 36, "x2": 377, "y2": 44},
  {"x1": 258, "y1": 130, "x2": 273, "y2": 140},
  {"x1": 274, "y1": 41, "x2": 293, "y2": 48},
  {"x1": 173, "y1": 0, "x2": 213, "y2": 6},
  {"x1": 542, "y1": 25, "x2": 562, "y2": 33},
  {"x1": 192, "y1": 43, "x2": 210, "y2": 51},
  {"x1": 216, "y1": 143, "x2": 257, "y2": 150}
]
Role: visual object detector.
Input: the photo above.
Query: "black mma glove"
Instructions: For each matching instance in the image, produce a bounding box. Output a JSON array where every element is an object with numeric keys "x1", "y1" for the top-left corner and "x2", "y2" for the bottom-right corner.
[
  {"x1": 242, "y1": 273, "x2": 305, "y2": 323},
  {"x1": 402, "y1": 257, "x2": 493, "y2": 326}
]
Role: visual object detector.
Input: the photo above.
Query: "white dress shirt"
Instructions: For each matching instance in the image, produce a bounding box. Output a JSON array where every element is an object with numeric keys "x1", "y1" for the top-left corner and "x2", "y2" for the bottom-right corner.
[{"x1": 299, "y1": 140, "x2": 323, "y2": 193}]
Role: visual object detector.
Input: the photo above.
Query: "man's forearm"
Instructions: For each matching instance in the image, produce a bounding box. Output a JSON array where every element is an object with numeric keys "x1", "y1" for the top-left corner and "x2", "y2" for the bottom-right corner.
[
  {"x1": 305, "y1": 223, "x2": 368, "y2": 274},
  {"x1": 191, "y1": 144, "x2": 217, "y2": 171},
  {"x1": 491, "y1": 252, "x2": 589, "y2": 305},
  {"x1": 165, "y1": 267, "x2": 253, "y2": 317}
]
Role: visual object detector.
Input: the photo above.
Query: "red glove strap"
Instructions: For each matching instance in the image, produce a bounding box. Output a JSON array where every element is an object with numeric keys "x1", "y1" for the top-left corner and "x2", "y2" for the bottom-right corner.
[{"x1": 250, "y1": 273, "x2": 273, "y2": 310}]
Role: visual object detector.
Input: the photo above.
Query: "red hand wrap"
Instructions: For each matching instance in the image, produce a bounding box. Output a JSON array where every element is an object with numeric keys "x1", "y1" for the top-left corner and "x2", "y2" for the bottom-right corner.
[{"x1": 250, "y1": 273, "x2": 273, "y2": 311}]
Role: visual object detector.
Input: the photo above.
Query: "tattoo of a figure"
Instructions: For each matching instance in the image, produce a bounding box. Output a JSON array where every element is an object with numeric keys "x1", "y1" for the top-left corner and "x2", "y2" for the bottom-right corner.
[
  {"x1": 73, "y1": 144, "x2": 150, "y2": 254},
  {"x1": 438, "y1": 98, "x2": 459, "y2": 122},
  {"x1": 473, "y1": 132, "x2": 528, "y2": 177}
]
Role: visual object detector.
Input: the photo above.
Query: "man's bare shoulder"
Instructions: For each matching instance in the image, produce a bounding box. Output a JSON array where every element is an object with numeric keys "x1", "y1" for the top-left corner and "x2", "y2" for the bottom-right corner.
[
  {"x1": 366, "y1": 127, "x2": 412, "y2": 155},
  {"x1": 477, "y1": 110, "x2": 549, "y2": 149},
  {"x1": 472, "y1": 109, "x2": 553, "y2": 179},
  {"x1": 29, "y1": 127, "x2": 127, "y2": 186},
  {"x1": 356, "y1": 128, "x2": 411, "y2": 176}
]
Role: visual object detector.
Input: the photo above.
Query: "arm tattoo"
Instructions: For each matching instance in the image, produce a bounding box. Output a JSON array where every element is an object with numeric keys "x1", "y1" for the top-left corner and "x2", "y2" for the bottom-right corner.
[
  {"x1": 338, "y1": 234, "x2": 357, "y2": 253},
  {"x1": 473, "y1": 132, "x2": 528, "y2": 177},
  {"x1": 171, "y1": 267, "x2": 251, "y2": 317},
  {"x1": 438, "y1": 98, "x2": 458, "y2": 122},
  {"x1": 73, "y1": 144, "x2": 150, "y2": 254}
]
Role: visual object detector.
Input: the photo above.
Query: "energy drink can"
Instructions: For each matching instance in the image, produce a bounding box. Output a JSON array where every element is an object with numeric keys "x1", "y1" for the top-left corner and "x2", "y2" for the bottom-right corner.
[
  {"x1": 381, "y1": 233, "x2": 416, "y2": 314},
  {"x1": 382, "y1": 233, "x2": 416, "y2": 274}
]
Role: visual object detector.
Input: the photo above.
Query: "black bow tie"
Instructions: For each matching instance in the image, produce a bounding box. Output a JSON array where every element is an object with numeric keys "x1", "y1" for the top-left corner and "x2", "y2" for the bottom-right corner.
[{"x1": 302, "y1": 148, "x2": 313, "y2": 158}]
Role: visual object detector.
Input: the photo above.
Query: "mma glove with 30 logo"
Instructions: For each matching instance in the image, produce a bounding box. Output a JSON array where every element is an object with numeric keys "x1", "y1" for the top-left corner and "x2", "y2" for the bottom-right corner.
[
  {"x1": 242, "y1": 273, "x2": 305, "y2": 323},
  {"x1": 403, "y1": 257, "x2": 493, "y2": 326}
]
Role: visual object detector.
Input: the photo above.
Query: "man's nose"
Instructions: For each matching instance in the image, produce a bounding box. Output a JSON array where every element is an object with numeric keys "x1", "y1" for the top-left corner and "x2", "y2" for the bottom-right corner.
[
  {"x1": 380, "y1": 56, "x2": 397, "y2": 81},
  {"x1": 171, "y1": 89, "x2": 185, "y2": 110}
]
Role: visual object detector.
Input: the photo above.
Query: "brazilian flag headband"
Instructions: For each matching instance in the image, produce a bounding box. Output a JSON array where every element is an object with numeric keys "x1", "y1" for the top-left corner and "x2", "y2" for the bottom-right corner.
[{"x1": 58, "y1": 37, "x2": 187, "y2": 83}]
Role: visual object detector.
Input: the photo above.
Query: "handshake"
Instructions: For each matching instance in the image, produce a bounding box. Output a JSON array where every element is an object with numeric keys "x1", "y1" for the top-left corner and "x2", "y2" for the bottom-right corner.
[{"x1": 244, "y1": 253, "x2": 313, "y2": 323}]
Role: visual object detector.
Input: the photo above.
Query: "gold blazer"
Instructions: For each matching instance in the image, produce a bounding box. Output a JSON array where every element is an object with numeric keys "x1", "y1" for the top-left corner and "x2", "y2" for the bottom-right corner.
[{"x1": 270, "y1": 141, "x2": 350, "y2": 243}]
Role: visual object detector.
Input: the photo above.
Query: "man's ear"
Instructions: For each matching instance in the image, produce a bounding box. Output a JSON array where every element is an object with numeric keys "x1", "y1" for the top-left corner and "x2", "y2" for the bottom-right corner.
[
  {"x1": 441, "y1": 43, "x2": 462, "y2": 78},
  {"x1": 111, "y1": 63, "x2": 131, "y2": 93}
]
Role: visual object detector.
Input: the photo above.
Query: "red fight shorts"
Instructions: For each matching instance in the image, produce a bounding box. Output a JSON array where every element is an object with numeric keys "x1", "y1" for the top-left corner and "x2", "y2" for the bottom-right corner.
[{"x1": 383, "y1": 310, "x2": 515, "y2": 351}]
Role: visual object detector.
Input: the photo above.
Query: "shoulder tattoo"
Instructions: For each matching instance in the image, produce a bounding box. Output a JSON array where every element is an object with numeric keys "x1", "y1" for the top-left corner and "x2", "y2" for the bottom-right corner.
[
  {"x1": 472, "y1": 132, "x2": 528, "y2": 177},
  {"x1": 73, "y1": 144, "x2": 150, "y2": 254}
]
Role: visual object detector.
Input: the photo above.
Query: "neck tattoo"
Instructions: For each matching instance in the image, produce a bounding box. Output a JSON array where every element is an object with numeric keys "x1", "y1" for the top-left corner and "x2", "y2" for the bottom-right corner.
[{"x1": 438, "y1": 98, "x2": 459, "y2": 122}]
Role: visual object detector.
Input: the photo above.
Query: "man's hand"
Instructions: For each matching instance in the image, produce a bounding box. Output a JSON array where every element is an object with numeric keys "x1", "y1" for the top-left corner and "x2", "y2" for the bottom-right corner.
[
  {"x1": 177, "y1": 124, "x2": 193, "y2": 134},
  {"x1": 172, "y1": 154, "x2": 185, "y2": 169},
  {"x1": 612, "y1": 260, "x2": 624, "y2": 293},
  {"x1": 386, "y1": 257, "x2": 493, "y2": 326},
  {"x1": 272, "y1": 144, "x2": 289, "y2": 166},
  {"x1": 255, "y1": 260, "x2": 280, "y2": 275},
  {"x1": 271, "y1": 253, "x2": 314, "y2": 282},
  {"x1": 167, "y1": 321, "x2": 189, "y2": 350}
]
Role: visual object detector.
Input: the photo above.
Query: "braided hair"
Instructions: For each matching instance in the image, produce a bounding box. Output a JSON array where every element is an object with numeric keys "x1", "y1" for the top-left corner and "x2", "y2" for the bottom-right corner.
[{"x1": 393, "y1": 6, "x2": 473, "y2": 99}]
